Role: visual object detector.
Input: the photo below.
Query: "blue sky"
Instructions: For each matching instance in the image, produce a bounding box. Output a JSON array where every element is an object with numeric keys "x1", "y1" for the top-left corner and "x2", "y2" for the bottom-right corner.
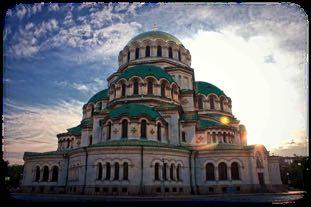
[{"x1": 3, "y1": 3, "x2": 308, "y2": 164}]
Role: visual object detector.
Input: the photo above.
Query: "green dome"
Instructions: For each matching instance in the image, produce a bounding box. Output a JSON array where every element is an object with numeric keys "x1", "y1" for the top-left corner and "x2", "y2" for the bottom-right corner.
[
  {"x1": 67, "y1": 125, "x2": 81, "y2": 136},
  {"x1": 195, "y1": 81, "x2": 225, "y2": 97},
  {"x1": 116, "y1": 64, "x2": 175, "y2": 83},
  {"x1": 127, "y1": 30, "x2": 183, "y2": 45},
  {"x1": 87, "y1": 89, "x2": 108, "y2": 104},
  {"x1": 109, "y1": 103, "x2": 161, "y2": 120}
]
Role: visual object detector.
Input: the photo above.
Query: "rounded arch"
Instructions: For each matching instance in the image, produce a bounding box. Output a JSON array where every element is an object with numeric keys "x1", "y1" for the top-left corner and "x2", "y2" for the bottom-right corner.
[
  {"x1": 231, "y1": 162, "x2": 240, "y2": 180},
  {"x1": 218, "y1": 162, "x2": 228, "y2": 180},
  {"x1": 42, "y1": 165, "x2": 49, "y2": 182},
  {"x1": 206, "y1": 163, "x2": 215, "y2": 181}
]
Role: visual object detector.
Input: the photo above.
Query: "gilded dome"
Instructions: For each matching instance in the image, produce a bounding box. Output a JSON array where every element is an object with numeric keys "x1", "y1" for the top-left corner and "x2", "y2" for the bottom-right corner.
[{"x1": 127, "y1": 30, "x2": 183, "y2": 46}]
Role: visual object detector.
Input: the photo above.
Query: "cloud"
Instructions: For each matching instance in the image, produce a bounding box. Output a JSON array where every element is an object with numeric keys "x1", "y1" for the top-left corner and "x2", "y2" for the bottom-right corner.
[
  {"x1": 48, "y1": 3, "x2": 59, "y2": 11},
  {"x1": 3, "y1": 99, "x2": 83, "y2": 164},
  {"x1": 264, "y1": 55, "x2": 276, "y2": 63},
  {"x1": 54, "y1": 78, "x2": 108, "y2": 94},
  {"x1": 16, "y1": 5, "x2": 27, "y2": 19}
]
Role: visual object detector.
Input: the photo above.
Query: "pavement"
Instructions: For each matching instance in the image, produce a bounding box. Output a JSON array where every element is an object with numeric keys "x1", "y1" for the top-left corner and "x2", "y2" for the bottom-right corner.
[{"x1": 6, "y1": 191, "x2": 307, "y2": 207}]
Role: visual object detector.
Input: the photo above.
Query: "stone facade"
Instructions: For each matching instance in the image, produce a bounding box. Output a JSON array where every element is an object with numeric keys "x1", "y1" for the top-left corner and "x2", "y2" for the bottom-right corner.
[{"x1": 22, "y1": 30, "x2": 285, "y2": 195}]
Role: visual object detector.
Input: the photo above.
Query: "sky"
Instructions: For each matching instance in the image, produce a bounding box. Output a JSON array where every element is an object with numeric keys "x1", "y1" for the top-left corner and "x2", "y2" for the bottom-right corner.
[{"x1": 3, "y1": 3, "x2": 309, "y2": 164}]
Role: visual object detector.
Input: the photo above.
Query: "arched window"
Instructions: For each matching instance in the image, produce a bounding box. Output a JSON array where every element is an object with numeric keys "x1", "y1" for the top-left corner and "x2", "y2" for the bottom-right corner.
[
  {"x1": 122, "y1": 120, "x2": 128, "y2": 138},
  {"x1": 127, "y1": 51, "x2": 130, "y2": 62},
  {"x1": 170, "y1": 164, "x2": 175, "y2": 180},
  {"x1": 157, "y1": 123, "x2": 161, "y2": 141},
  {"x1": 198, "y1": 95, "x2": 203, "y2": 109},
  {"x1": 231, "y1": 162, "x2": 240, "y2": 180},
  {"x1": 147, "y1": 80, "x2": 153, "y2": 95},
  {"x1": 218, "y1": 162, "x2": 227, "y2": 180},
  {"x1": 220, "y1": 97, "x2": 224, "y2": 111},
  {"x1": 133, "y1": 79, "x2": 139, "y2": 95},
  {"x1": 135, "y1": 48, "x2": 139, "y2": 59},
  {"x1": 42, "y1": 166, "x2": 49, "y2": 182},
  {"x1": 107, "y1": 122, "x2": 111, "y2": 140},
  {"x1": 35, "y1": 166, "x2": 40, "y2": 181},
  {"x1": 157, "y1": 45, "x2": 162, "y2": 57},
  {"x1": 97, "y1": 163, "x2": 103, "y2": 180},
  {"x1": 223, "y1": 133, "x2": 227, "y2": 143},
  {"x1": 182, "y1": 132, "x2": 186, "y2": 142},
  {"x1": 161, "y1": 82, "x2": 166, "y2": 98},
  {"x1": 140, "y1": 120, "x2": 147, "y2": 139},
  {"x1": 212, "y1": 132, "x2": 217, "y2": 143},
  {"x1": 105, "y1": 162, "x2": 111, "y2": 180},
  {"x1": 145, "y1": 46, "x2": 150, "y2": 57},
  {"x1": 51, "y1": 166, "x2": 59, "y2": 182},
  {"x1": 206, "y1": 163, "x2": 215, "y2": 181},
  {"x1": 114, "y1": 163, "x2": 119, "y2": 180},
  {"x1": 123, "y1": 162, "x2": 128, "y2": 180},
  {"x1": 209, "y1": 96, "x2": 215, "y2": 110},
  {"x1": 178, "y1": 50, "x2": 181, "y2": 61},
  {"x1": 176, "y1": 164, "x2": 181, "y2": 181},
  {"x1": 67, "y1": 139, "x2": 70, "y2": 148},
  {"x1": 89, "y1": 135, "x2": 92, "y2": 145},
  {"x1": 121, "y1": 83, "x2": 126, "y2": 97},
  {"x1": 163, "y1": 163, "x2": 167, "y2": 180},
  {"x1": 154, "y1": 163, "x2": 160, "y2": 180},
  {"x1": 168, "y1": 47, "x2": 173, "y2": 58}
]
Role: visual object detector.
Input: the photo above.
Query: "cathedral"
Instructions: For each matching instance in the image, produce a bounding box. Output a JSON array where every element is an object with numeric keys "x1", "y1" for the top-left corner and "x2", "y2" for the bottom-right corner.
[{"x1": 21, "y1": 30, "x2": 284, "y2": 195}]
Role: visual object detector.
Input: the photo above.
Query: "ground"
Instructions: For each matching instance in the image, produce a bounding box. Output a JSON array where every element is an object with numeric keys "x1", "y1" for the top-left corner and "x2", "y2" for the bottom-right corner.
[{"x1": 6, "y1": 191, "x2": 308, "y2": 207}]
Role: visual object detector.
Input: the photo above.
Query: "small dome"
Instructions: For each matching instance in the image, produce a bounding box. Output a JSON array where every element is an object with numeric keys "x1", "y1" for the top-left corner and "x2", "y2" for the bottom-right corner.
[
  {"x1": 195, "y1": 81, "x2": 225, "y2": 96},
  {"x1": 87, "y1": 89, "x2": 108, "y2": 104},
  {"x1": 109, "y1": 103, "x2": 161, "y2": 120},
  {"x1": 127, "y1": 30, "x2": 183, "y2": 46},
  {"x1": 116, "y1": 64, "x2": 175, "y2": 83}
]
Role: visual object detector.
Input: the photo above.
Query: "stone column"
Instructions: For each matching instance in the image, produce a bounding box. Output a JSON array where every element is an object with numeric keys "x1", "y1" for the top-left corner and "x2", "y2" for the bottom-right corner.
[
  {"x1": 102, "y1": 165, "x2": 106, "y2": 181},
  {"x1": 228, "y1": 166, "x2": 232, "y2": 181},
  {"x1": 215, "y1": 166, "x2": 219, "y2": 181},
  {"x1": 120, "y1": 165, "x2": 124, "y2": 181}
]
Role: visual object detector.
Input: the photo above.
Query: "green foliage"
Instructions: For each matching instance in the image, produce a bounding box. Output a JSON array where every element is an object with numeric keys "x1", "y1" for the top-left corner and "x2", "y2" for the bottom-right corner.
[{"x1": 7, "y1": 164, "x2": 23, "y2": 188}]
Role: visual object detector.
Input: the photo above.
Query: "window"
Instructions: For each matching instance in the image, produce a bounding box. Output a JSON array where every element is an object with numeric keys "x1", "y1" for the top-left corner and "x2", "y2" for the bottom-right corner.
[
  {"x1": 107, "y1": 122, "x2": 111, "y2": 140},
  {"x1": 147, "y1": 80, "x2": 153, "y2": 95},
  {"x1": 97, "y1": 163, "x2": 103, "y2": 180},
  {"x1": 123, "y1": 162, "x2": 128, "y2": 180},
  {"x1": 182, "y1": 132, "x2": 186, "y2": 142},
  {"x1": 170, "y1": 164, "x2": 174, "y2": 180},
  {"x1": 178, "y1": 50, "x2": 181, "y2": 61},
  {"x1": 256, "y1": 156, "x2": 263, "y2": 168},
  {"x1": 223, "y1": 133, "x2": 227, "y2": 143},
  {"x1": 209, "y1": 96, "x2": 215, "y2": 110},
  {"x1": 220, "y1": 97, "x2": 224, "y2": 111},
  {"x1": 161, "y1": 82, "x2": 166, "y2": 98},
  {"x1": 127, "y1": 51, "x2": 130, "y2": 62},
  {"x1": 51, "y1": 166, "x2": 59, "y2": 182},
  {"x1": 89, "y1": 135, "x2": 92, "y2": 145},
  {"x1": 218, "y1": 162, "x2": 227, "y2": 180},
  {"x1": 176, "y1": 164, "x2": 181, "y2": 181},
  {"x1": 122, "y1": 120, "x2": 128, "y2": 138},
  {"x1": 67, "y1": 139, "x2": 70, "y2": 148},
  {"x1": 157, "y1": 45, "x2": 162, "y2": 57},
  {"x1": 168, "y1": 47, "x2": 173, "y2": 58},
  {"x1": 35, "y1": 166, "x2": 40, "y2": 181},
  {"x1": 163, "y1": 163, "x2": 167, "y2": 180},
  {"x1": 145, "y1": 46, "x2": 150, "y2": 57},
  {"x1": 154, "y1": 163, "x2": 160, "y2": 180},
  {"x1": 42, "y1": 166, "x2": 49, "y2": 182},
  {"x1": 121, "y1": 83, "x2": 126, "y2": 97},
  {"x1": 206, "y1": 163, "x2": 215, "y2": 181},
  {"x1": 198, "y1": 95, "x2": 203, "y2": 109},
  {"x1": 105, "y1": 163, "x2": 111, "y2": 180},
  {"x1": 133, "y1": 80, "x2": 139, "y2": 95},
  {"x1": 140, "y1": 120, "x2": 147, "y2": 139},
  {"x1": 114, "y1": 163, "x2": 119, "y2": 180},
  {"x1": 135, "y1": 48, "x2": 139, "y2": 59},
  {"x1": 258, "y1": 173, "x2": 265, "y2": 185},
  {"x1": 231, "y1": 162, "x2": 240, "y2": 180},
  {"x1": 212, "y1": 132, "x2": 217, "y2": 143},
  {"x1": 157, "y1": 123, "x2": 161, "y2": 141}
]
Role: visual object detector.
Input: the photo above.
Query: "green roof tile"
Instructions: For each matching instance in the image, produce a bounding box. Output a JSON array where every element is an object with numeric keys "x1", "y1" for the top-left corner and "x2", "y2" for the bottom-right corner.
[
  {"x1": 67, "y1": 125, "x2": 81, "y2": 136},
  {"x1": 87, "y1": 89, "x2": 108, "y2": 104},
  {"x1": 109, "y1": 103, "x2": 161, "y2": 120},
  {"x1": 198, "y1": 119, "x2": 222, "y2": 128},
  {"x1": 127, "y1": 31, "x2": 182, "y2": 45},
  {"x1": 116, "y1": 65, "x2": 175, "y2": 83},
  {"x1": 81, "y1": 118, "x2": 93, "y2": 127},
  {"x1": 182, "y1": 113, "x2": 199, "y2": 121},
  {"x1": 195, "y1": 81, "x2": 225, "y2": 96}
]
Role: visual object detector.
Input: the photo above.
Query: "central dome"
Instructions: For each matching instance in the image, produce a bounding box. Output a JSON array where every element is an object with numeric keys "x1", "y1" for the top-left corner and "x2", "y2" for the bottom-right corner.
[{"x1": 127, "y1": 30, "x2": 183, "y2": 46}]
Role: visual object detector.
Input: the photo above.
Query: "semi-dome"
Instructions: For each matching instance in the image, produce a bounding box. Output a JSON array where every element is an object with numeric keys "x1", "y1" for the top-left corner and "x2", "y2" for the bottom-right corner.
[
  {"x1": 195, "y1": 81, "x2": 225, "y2": 96},
  {"x1": 87, "y1": 89, "x2": 108, "y2": 104},
  {"x1": 127, "y1": 30, "x2": 183, "y2": 46},
  {"x1": 115, "y1": 64, "x2": 175, "y2": 83}
]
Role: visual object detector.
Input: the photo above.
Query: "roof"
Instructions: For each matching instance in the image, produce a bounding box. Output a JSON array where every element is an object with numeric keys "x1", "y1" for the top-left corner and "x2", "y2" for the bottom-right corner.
[
  {"x1": 198, "y1": 119, "x2": 222, "y2": 128},
  {"x1": 195, "y1": 81, "x2": 225, "y2": 96},
  {"x1": 116, "y1": 65, "x2": 175, "y2": 83},
  {"x1": 108, "y1": 103, "x2": 161, "y2": 120},
  {"x1": 127, "y1": 30, "x2": 182, "y2": 46},
  {"x1": 67, "y1": 125, "x2": 81, "y2": 136},
  {"x1": 81, "y1": 118, "x2": 93, "y2": 127},
  {"x1": 87, "y1": 89, "x2": 108, "y2": 104}
]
